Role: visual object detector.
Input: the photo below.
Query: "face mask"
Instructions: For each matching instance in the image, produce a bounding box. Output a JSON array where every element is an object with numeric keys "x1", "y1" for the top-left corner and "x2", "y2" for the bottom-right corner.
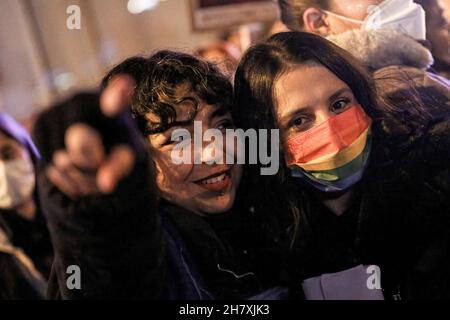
[
  {"x1": 0, "y1": 158, "x2": 35, "y2": 209},
  {"x1": 285, "y1": 105, "x2": 372, "y2": 193},
  {"x1": 323, "y1": 0, "x2": 426, "y2": 40}
]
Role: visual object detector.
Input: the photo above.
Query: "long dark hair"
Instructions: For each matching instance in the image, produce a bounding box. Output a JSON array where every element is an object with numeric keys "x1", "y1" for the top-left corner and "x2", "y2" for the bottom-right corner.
[
  {"x1": 233, "y1": 32, "x2": 381, "y2": 244},
  {"x1": 101, "y1": 51, "x2": 232, "y2": 136}
]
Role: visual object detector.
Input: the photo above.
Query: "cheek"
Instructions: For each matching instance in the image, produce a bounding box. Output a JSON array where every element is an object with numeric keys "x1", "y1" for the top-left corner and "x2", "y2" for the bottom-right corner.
[
  {"x1": 19, "y1": 148, "x2": 32, "y2": 163},
  {"x1": 432, "y1": 30, "x2": 450, "y2": 49},
  {"x1": 281, "y1": 142, "x2": 293, "y2": 165},
  {"x1": 329, "y1": 17, "x2": 360, "y2": 33},
  {"x1": 280, "y1": 126, "x2": 291, "y2": 146},
  {"x1": 153, "y1": 152, "x2": 193, "y2": 190},
  {"x1": 157, "y1": 163, "x2": 193, "y2": 189}
]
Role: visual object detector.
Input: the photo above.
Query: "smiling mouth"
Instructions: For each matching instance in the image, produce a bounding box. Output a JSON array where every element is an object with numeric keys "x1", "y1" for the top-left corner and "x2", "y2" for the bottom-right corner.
[{"x1": 194, "y1": 170, "x2": 232, "y2": 192}]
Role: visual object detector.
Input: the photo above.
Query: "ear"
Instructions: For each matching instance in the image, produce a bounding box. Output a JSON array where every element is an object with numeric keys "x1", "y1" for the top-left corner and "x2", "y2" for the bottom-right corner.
[{"x1": 303, "y1": 7, "x2": 331, "y2": 36}]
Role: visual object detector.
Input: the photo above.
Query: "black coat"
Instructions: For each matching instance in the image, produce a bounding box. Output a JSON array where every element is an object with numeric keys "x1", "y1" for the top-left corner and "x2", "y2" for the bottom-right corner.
[
  {"x1": 0, "y1": 214, "x2": 47, "y2": 300},
  {"x1": 288, "y1": 117, "x2": 450, "y2": 299},
  {"x1": 0, "y1": 207, "x2": 53, "y2": 278}
]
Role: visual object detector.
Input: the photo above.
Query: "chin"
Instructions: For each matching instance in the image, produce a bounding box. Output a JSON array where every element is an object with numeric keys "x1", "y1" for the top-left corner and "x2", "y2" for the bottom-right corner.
[{"x1": 198, "y1": 192, "x2": 236, "y2": 215}]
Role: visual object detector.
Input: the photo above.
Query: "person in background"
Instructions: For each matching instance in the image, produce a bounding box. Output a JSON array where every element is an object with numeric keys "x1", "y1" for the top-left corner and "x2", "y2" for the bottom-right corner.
[
  {"x1": 415, "y1": 0, "x2": 450, "y2": 78},
  {"x1": 0, "y1": 112, "x2": 52, "y2": 299},
  {"x1": 196, "y1": 41, "x2": 242, "y2": 78},
  {"x1": 443, "y1": 0, "x2": 450, "y2": 21},
  {"x1": 278, "y1": 0, "x2": 450, "y2": 115}
]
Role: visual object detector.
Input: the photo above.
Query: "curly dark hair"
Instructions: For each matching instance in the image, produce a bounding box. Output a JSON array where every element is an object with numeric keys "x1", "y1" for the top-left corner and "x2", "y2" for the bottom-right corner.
[{"x1": 101, "y1": 50, "x2": 233, "y2": 136}]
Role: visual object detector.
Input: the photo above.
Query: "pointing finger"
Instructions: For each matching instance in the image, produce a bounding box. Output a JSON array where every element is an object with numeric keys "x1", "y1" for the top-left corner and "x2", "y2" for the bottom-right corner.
[
  {"x1": 100, "y1": 74, "x2": 136, "y2": 117},
  {"x1": 65, "y1": 123, "x2": 105, "y2": 171},
  {"x1": 96, "y1": 144, "x2": 135, "y2": 194}
]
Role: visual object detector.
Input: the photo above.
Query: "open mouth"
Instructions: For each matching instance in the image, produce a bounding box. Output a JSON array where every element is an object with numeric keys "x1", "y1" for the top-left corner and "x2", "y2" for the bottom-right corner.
[{"x1": 194, "y1": 170, "x2": 232, "y2": 192}]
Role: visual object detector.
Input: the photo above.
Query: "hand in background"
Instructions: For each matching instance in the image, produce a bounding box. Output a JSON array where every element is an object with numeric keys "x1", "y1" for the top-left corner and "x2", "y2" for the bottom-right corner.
[{"x1": 43, "y1": 75, "x2": 139, "y2": 199}]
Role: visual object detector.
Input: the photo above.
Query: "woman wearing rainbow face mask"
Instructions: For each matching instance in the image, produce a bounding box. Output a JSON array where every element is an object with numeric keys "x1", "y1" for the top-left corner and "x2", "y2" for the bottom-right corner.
[{"x1": 234, "y1": 32, "x2": 450, "y2": 299}]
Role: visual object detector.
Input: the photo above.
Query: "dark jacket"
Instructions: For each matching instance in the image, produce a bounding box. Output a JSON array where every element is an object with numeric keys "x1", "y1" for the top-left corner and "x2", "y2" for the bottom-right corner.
[
  {"x1": 288, "y1": 115, "x2": 450, "y2": 299},
  {"x1": 0, "y1": 215, "x2": 47, "y2": 300},
  {"x1": 0, "y1": 112, "x2": 51, "y2": 300},
  {"x1": 33, "y1": 93, "x2": 287, "y2": 300},
  {"x1": 160, "y1": 200, "x2": 287, "y2": 300},
  {"x1": 0, "y1": 207, "x2": 53, "y2": 278}
]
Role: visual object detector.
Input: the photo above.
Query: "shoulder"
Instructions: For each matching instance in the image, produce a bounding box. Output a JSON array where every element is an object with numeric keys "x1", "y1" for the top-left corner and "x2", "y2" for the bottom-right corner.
[
  {"x1": 374, "y1": 66, "x2": 450, "y2": 106},
  {"x1": 420, "y1": 117, "x2": 450, "y2": 165},
  {"x1": 327, "y1": 29, "x2": 433, "y2": 70},
  {"x1": 374, "y1": 115, "x2": 450, "y2": 164}
]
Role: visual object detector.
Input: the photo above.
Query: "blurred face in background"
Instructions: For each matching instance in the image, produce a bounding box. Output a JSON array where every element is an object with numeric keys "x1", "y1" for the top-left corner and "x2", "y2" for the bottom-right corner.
[
  {"x1": 147, "y1": 84, "x2": 243, "y2": 216},
  {"x1": 0, "y1": 131, "x2": 35, "y2": 210},
  {"x1": 443, "y1": 0, "x2": 450, "y2": 21},
  {"x1": 198, "y1": 42, "x2": 241, "y2": 77}
]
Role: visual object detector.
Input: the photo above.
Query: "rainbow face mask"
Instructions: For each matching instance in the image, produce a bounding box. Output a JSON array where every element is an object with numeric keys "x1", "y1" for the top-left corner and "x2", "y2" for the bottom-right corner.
[{"x1": 285, "y1": 105, "x2": 372, "y2": 193}]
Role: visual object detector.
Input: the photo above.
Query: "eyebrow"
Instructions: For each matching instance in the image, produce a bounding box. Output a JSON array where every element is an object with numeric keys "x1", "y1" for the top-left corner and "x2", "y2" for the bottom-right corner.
[
  {"x1": 279, "y1": 87, "x2": 352, "y2": 125},
  {"x1": 167, "y1": 96, "x2": 199, "y2": 128},
  {"x1": 164, "y1": 104, "x2": 230, "y2": 131},
  {"x1": 210, "y1": 104, "x2": 230, "y2": 119},
  {"x1": 327, "y1": 88, "x2": 353, "y2": 104}
]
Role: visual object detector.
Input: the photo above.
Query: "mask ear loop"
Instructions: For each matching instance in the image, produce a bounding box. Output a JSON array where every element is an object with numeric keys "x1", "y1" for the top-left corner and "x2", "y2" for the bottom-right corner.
[{"x1": 322, "y1": 10, "x2": 365, "y2": 25}]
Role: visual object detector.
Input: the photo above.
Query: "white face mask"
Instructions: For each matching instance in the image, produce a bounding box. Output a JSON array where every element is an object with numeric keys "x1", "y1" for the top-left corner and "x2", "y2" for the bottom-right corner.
[
  {"x1": 0, "y1": 157, "x2": 35, "y2": 209},
  {"x1": 324, "y1": 0, "x2": 427, "y2": 40}
]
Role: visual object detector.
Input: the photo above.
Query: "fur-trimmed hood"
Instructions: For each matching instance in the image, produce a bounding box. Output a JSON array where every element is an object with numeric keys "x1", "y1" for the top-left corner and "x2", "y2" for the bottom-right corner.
[{"x1": 327, "y1": 29, "x2": 434, "y2": 71}]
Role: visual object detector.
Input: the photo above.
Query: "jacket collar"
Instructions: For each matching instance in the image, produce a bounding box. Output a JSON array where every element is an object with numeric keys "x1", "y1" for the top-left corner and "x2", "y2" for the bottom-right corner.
[{"x1": 326, "y1": 29, "x2": 434, "y2": 71}]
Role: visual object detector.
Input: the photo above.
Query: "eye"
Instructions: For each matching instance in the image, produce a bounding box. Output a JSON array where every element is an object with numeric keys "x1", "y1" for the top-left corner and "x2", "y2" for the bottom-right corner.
[
  {"x1": 331, "y1": 98, "x2": 351, "y2": 114},
  {"x1": 171, "y1": 132, "x2": 191, "y2": 143},
  {"x1": 172, "y1": 136, "x2": 184, "y2": 143},
  {"x1": 0, "y1": 147, "x2": 17, "y2": 161},
  {"x1": 290, "y1": 115, "x2": 312, "y2": 131},
  {"x1": 216, "y1": 119, "x2": 235, "y2": 131},
  {"x1": 158, "y1": 130, "x2": 192, "y2": 147}
]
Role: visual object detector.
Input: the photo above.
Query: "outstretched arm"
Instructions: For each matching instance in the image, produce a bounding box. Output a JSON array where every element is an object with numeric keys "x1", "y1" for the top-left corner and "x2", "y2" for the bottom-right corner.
[{"x1": 33, "y1": 88, "x2": 164, "y2": 299}]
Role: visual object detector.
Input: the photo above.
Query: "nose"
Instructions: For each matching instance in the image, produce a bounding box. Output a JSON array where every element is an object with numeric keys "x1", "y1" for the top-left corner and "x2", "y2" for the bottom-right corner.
[
  {"x1": 315, "y1": 109, "x2": 334, "y2": 125},
  {"x1": 200, "y1": 136, "x2": 226, "y2": 165},
  {"x1": 191, "y1": 121, "x2": 228, "y2": 165}
]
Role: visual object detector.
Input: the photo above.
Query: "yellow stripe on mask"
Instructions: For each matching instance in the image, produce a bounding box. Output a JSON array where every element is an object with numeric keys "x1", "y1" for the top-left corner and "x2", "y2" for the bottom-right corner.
[{"x1": 297, "y1": 127, "x2": 370, "y2": 171}]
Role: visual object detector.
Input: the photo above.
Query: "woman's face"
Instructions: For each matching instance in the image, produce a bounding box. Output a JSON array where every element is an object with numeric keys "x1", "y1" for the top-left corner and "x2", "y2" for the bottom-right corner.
[
  {"x1": 274, "y1": 61, "x2": 359, "y2": 146},
  {"x1": 147, "y1": 85, "x2": 243, "y2": 216}
]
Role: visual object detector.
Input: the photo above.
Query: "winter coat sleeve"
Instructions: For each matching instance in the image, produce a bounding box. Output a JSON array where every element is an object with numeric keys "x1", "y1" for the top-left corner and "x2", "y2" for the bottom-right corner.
[{"x1": 32, "y1": 93, "x2": 164, "y2": 299}]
